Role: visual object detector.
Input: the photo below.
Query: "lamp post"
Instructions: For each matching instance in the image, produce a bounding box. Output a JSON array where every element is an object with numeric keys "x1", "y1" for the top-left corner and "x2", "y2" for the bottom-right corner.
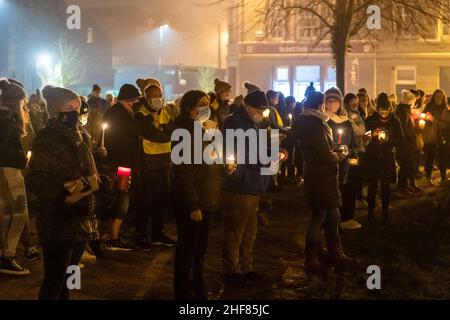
[{"x1": 159, "y1": 23, "x2": 169, "y2": 78}]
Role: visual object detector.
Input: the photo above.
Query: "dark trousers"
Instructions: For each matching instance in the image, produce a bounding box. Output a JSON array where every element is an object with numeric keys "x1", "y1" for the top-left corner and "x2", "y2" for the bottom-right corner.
[
  {"x1": 174, "y1": 209, "x2": 213, "y2": 300},
  {"x1": 136, "y1": 170, "x2": 169, "y2": 240},
  {"x1": 368, "y1": 178, "x2": 390, "y2": 217},
  {"x1": 424, "y1": 143, "x2": 437, "y2": 178},
  {"x1": 437, "y1": 145, "x2": 450, "y2": 180},
  {"x1": 398, "y1": 152, "x2": 416, "y2": 189},
  {"x1": 341, "y1": 165, "x2": 363, "y2": 222},
  {"x1": 39, "y1": 241, "x2": 86, "y2": 300}
]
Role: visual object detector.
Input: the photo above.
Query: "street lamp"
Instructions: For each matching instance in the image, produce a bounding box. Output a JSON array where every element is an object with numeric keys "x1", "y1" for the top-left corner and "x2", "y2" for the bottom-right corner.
[{"x1": 159, "y1": 23, "x2": 169, "y2": 77}]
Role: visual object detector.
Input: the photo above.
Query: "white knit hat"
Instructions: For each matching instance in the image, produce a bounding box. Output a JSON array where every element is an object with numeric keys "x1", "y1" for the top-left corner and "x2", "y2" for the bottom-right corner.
[{"x1": 402, "y1": 89, "x2": 416, "y2": 106}]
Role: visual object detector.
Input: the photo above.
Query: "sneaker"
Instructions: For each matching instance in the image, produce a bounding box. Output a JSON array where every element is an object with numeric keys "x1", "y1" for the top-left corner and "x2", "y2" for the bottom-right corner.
[
  {"x1": 356, "y1": 199, "x2": 368, "y2": 210},
  {"x1": 243, "y1": 271, "x2": 266, "y2": 282},
  {"x1": 0, "y1": 257, "x2": 30, "y2": 276},
  {"x1": 81, "y1": 250, "x2": 97, "y2": 263},
  {"x1": 224, "y1": 273, "x2": 249, "y2": 287},
  {"x1": 24, "y1": 246, "x2": 41, "y2": 262},
  {"x1": 340, "y1": 219, "x2": 362, "y2": 230},
  {"x1": 152, "y1": 234, "x2": 176, "y2": 247},
  {"x1": 135, "y1": 238, "x2": 152, "y2": 252},
  {"x1": 105, "y1": 239, "x2": 133, "y2": 252}
]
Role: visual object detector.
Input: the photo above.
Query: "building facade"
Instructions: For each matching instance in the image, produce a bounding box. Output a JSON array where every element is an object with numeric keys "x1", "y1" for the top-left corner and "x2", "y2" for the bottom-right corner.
[{"x1": 227, "y1": 0, "x2": 450, "y2": 100}]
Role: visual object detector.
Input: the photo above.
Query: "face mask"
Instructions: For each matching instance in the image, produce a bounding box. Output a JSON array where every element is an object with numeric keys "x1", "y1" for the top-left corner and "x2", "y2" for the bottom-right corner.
[
  {"x1": 149, "y1": 98, "x2": 163, "y2": 111},
  {"x1": 79, "y1": 115, "x2": 88, "y2": 127},
  {"x1": 132, "y1": 101, "x2": 141, "y2": 112},
  {"x1": 58, "y1": 111, "x2": 79, "y2": 128},
  {"x1": 196, "y1": 106, "x2": 211, "y2": 124}
]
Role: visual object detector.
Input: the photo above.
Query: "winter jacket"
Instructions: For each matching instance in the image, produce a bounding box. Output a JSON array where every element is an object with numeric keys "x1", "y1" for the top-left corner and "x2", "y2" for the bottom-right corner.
[
  {"x1": 172, "y1": 114, "x2": 222, "y2": 213},
  {"x1": 217, "y1": 98, "x2": 231, "y2": 130},
  {"x1": 438, "y1": 108, "x2": 450, "y2": 147},
  {"x1": 365, "y1": 113, "x2": 403, "y2": 183},
  {"x1": 26, "y1": 119, "x2": 97, "y2": 244},
  {"x1": 293, "y1": 110, "x2": 344, "y2": 211},
  {"x1": 0, "y1": 106, "x2": 27, "y2": 170},
  {"x1": 395, "y1": 103, "x2": 418, "y2": 165},
  {"x1": 326, "y1": 108, "x2": 357, "y2": 185},
  {"x1": 345, "y1": 107, "x2": 367, "y2": 154},
  {"x1": 102, "y1": 103, "x2": 140, "y2": 171},
  {"x1": 135, "y1": 98, "x2": 174, "y2": 172},
  {"x1": 423, "y1": 102, "x2": 446, "y2": 145},
  {"x1": 222, "y1": 106, "x2": 271, "y2": 195}
]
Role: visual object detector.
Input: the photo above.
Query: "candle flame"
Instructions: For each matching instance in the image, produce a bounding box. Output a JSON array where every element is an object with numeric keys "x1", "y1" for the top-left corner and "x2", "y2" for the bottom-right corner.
[
  {"x1": 263, "y1": 109, "x2": 270, "y2": 118},
  {"x1": 102, "y1": 123, "x2": 108, "y2": 130},
  {"x1": 288, "y1": 114, "x2": 292, "y2": 119}
]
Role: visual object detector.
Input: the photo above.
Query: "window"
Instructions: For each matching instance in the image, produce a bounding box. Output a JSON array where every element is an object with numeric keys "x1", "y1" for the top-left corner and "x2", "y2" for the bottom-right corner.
[
  {"x1": 394, "y1": 66, "x2": 416, "y2": 98},
  {"x1": 296, "y1": 11, "x2": 320, "y2": 40},
  {"x1": 273, "y1": 66, "x2": 290, "y2": 97},
  {"x1": 294, "y1": 65, "x2": 320, "y2": 101},
  {"x1": 326, "y1": 67, "x2": 336, "y2": 89}
]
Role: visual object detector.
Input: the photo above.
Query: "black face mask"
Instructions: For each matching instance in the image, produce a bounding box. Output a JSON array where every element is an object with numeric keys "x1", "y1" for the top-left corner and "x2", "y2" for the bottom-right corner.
[
  {"x1": 58, "y1": 111, "x2": 79, "y2": 128},
  {"x1": 132, "y1": 102, "x2": 141, "y2": 112}
]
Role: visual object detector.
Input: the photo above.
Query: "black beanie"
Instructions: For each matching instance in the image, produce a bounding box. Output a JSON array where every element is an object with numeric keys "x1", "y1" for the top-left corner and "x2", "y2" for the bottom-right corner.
[
  {"x1": 244, "y1": 90, "x2": 268, "y2": 109},
  {"x1": 376, "y1": 92, "x2": 391, "y2": 110},
  {"x1": 0, "y1": 78, "x2": 26, "y2": 104},
  {"x1": 80, "y1": 100, "x2": 90, "y2": 115},
  {"x1": 93, "y1": 84, "x2": 101, "y2": 92},
  {"x1": 303, "y1": 91, "x2": 325, "y2": 109},
  {"x1": 117, "y1": 84, "x2": 140, "y2": 101}
]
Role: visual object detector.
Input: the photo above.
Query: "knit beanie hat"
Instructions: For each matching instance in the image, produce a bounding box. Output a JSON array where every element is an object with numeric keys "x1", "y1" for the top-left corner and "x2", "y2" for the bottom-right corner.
[
  {"x1": 402, "y1": 89, "x2": 416, "y2": 106},
  {"x1": 0, "y1": 78, "x2": 26, "y2": 105},
  {"x1": 80, "y1": 100, "x2": 90, "y2": 116},
  {"x1": 136, "y1": 78, "x2": 162, "y2": 93},
  {"x1": 376, "y1": 92, "x2": 391, "y2": 110},
  {"x1": 42, "y1": 85, "x2": 79, "y2": 117},
  {"x1": 244, "y1": 90, "x2": 268, "y2": 109},
  {"x1": 214, "y1": 78, "x2": 231, "y2": 95},
  {"x1": 243, "y1": 81, "x2": 260, "y2": 94},
  {"x1": 117, "y1": 84, "x2": 141, "y2": 102},
  {"x1": 325, "y1": 87, "x2": 343, "y2": 104}
]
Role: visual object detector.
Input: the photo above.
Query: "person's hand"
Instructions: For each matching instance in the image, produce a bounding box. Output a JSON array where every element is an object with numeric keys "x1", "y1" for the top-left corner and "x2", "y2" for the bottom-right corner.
[
  {"x1": 225, "y1": 164, "x2": 238, "y2": 175},
  {"x1": 65, "y1": 180, "x2": 92, "y2": 205},
  {"x1": 97, "y1": 147, "x2": 107, "y2": 159},
  {"x1": 363, "y1": 131, "x2": 372, "y2": 142},
  {"x1": 190, "y1": 210, "x2": 202, "y2": 222},
  {"x1": 203, "y1": 120, "x2": 217, "y2": 130}
]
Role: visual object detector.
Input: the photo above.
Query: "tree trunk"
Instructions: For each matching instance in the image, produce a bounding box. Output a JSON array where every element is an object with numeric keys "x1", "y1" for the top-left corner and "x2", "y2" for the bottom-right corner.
[{"x1": 334, "y1": 44, "x2": 346, "y2": 94}]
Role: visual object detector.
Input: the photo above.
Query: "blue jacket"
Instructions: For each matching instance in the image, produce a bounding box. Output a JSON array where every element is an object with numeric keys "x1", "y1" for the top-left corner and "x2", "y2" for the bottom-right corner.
[{"x1": 222, "y1": 106, "x2": 271, "y2": 195}]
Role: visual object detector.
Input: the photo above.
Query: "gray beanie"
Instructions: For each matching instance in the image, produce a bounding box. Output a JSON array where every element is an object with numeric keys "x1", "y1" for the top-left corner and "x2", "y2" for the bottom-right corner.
[
  {"x1": 0, "y1": 78, "x2": 26, "y2": 105},
  {"x1": 42, "y1": 85, "x2": 79, "y2": 116}
]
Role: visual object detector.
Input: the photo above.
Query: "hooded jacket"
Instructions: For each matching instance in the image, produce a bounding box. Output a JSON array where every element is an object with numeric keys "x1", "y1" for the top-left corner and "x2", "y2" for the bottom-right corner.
[{"x1": 0, "y1": 106, "x2": 27, "y2": 169}]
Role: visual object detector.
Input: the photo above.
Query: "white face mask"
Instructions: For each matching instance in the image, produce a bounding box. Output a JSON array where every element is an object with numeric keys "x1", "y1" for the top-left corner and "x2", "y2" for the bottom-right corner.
[
  {"x1": 149, "y1": 98, "x2": 164, "y2": 111},
  {"x1": 196, "y1": 106, "x2": 211, "y2": 124},
  {"x1": 79, "y1": 115, "x2": 88, "y2": 127}
]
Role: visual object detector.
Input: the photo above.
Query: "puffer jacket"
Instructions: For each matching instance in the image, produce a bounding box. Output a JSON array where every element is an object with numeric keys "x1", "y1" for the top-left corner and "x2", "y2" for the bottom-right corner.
[{"x1": 26, "y1": 119, "x2": 97, "y2": 244}]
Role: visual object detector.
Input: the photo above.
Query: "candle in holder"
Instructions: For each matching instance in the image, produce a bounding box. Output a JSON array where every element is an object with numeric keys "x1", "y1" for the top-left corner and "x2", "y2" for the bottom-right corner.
[
  {"x1": 378, "y1": 130, "x2": 387, "y2": 142},
  {"x1": 26, "y1": 151, "x2": 32, "y2": 162},
  {"x1": 263, "y1": 109, "x2": 270, "y2": 118},
  {"x1": 420, "y1": 113, "x2": 426, "y2": 120},
  {"x1": 337, "y1": 129, "x2": 343, "y2": 145},
  {"x1": 419, "y1": 119, "x2": 426, "y2": 130},
  {"x1": 101, "y1": 123, "x2": 108, "y2": 148},
  {"x1": 116, "y1": 166, "x2": 131, "y2": 191},
  {"x1": 226, "y1": 155, "x2": 236, "y2": 164}
]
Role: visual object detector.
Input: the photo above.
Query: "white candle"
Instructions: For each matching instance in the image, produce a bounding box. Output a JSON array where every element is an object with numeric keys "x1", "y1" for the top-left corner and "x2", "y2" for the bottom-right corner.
[
  {"x1": 419, "y1": 119, "x2": 426, "y2": 130},
  {"x1": 288, "y1": 114, "x2": 292, "y2": 127},
  {"x1": 263, "y1": 109, "x2": 270, "y2": 118},
  {"x1": 26, "y1": 151, "x2": 32, "y2": 161},
  {"x1": 101, "y1": 123, "x2": 108, "y2": 148},
  {"x1": 337, "y1": 129, "x2": 343, "y2": 145}
]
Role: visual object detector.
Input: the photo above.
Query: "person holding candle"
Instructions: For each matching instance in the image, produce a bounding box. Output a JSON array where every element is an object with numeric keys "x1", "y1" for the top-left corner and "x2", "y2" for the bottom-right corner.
[
  {"x1": 102, "y1": 84, "x2": 142, "y2": 252},
  {"x1": 134, "y1": 78, "x2": 176, "y2": 249},
  {"x1": 172, "y1": 90, "x2": 225, "y2": 299},
  {"x1": 422, "y1": 89, "x2": 447, "y2": 186},
  {"x1": 293, "y1": 91, "x2": 353, "y2": 274},
  {"x1": 0, "y1": 78, "x2": 30, "y2": 275},
  {"x1": 324, "y1": 88, "x2": 359, "y2": 230},
  {"x1": 27, "y1": 85, "x2": 99, "y2": 299},
  {"x1": 395, "y1": 90, "x2": 421, "y2": 196},
  {"x1": 365, "y1": 92, "x2": 403, "y2": 224},
  {"x1": 436, "y1": 97, "x2": 450, "y2": 184}
]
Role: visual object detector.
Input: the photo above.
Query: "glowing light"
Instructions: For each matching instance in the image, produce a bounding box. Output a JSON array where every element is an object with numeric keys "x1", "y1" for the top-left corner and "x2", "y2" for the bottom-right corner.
[{"x1": 263, "y1": 109, "x2": 270, "y2": 118}]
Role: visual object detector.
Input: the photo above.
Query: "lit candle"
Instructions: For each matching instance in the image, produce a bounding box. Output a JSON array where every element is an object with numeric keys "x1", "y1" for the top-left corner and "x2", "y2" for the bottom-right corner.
[
  {"x1": 379, "y1": 130, "x2": 387, "y2": 141},
  {"x1": 26, "y1": 151, "x2": 32, "y2": 162},
  {"x1": 288, "y1": 114, "x2": 293, "y2": 127},
  {"x1": 263, "y1": 109, "x2": 270, "y2": 118},
  {"x1": 116, "y1": 166, "x2": 131, "y2": 191},
  {"x1": 226, "y1": 155, "x2": 235, "y2": 164},
  {"x1": 420, "y1": 113, "x2": 426, "y2": 119},
  {"x1": 419, "y1": 119, "x2": 426, "y2": 130},
  {"x1": 337, "y1": 129, "x2": 343, "y2": 145},
  {"x1": 101, "y1": 123, "x2": 108, "y2": 148}
]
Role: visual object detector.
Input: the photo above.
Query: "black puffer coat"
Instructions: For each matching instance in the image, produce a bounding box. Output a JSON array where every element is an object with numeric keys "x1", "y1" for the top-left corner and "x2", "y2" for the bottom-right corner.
[
  {"x1": 365, "y1": 113, "x2": 403, "y2": 183},
  {"x1": 395, "y1": 103, "x2": 417, "y2": 166},
  {"x1": 26, "y1": 119, "x2": 97, "y2": 244},
  {"x1": 293, "y1": 113, "x2": 344, "y2": 211}
]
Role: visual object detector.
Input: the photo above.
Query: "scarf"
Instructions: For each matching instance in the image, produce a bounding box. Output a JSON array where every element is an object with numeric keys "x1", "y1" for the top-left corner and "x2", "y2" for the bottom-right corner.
[{"x1": 325, "y1": 107, "x2": 349, "y2": 124}]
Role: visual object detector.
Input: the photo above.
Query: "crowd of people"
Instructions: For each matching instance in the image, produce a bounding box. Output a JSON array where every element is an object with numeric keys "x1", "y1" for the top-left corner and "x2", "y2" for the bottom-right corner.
[{"x1": 0, "y1": 75, "x2": 449, "y2": 299}]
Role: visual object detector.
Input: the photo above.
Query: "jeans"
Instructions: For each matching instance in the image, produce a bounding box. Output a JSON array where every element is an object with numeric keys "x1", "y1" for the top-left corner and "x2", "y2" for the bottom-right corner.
[
  {"x1": 424, "y1": 143, "x2": 437, "y2": 179},
  {"x1": 306, "y1": 208, "x2": 340, "y2": 249},
  {"x1": 39, "y1": 241, "x2": 87, "y2": 300},
  {"x1": 368, "y1": 178, "x2": 390, "y2": 216},
  {"x1": 136, "y1": 170, "x2": 169, "y2": 240},
  {"x1": 0, "y1": 168, "x2": 28, "y2": 259},
  {"x1": 174, "y1": 209, "x2": 213, "y2": 300}
]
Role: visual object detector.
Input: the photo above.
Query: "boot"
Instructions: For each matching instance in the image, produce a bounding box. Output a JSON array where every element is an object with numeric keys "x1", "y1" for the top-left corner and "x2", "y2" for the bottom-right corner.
[
  {"x1": 327, "y1": 236, "x2": 354, "y2": 269},
  {"x1": 305, "y1": 242, "x2": 328, "y2": 274}
]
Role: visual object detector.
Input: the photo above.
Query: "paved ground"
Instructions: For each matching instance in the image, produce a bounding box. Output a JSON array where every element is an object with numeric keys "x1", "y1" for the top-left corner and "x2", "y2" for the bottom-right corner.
[{"x1": 1, "y1": 173, "x2": 449, "y2": 300}]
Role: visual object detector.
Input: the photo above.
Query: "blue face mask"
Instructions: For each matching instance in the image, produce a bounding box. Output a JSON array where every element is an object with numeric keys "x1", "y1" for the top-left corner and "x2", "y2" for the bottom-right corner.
[
  {"x1": 196, "y1": 106, "x2": 211, "y2": 124},
  {"x1": 58, "y1": 111, "x2": 79, "y2": 128}
]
